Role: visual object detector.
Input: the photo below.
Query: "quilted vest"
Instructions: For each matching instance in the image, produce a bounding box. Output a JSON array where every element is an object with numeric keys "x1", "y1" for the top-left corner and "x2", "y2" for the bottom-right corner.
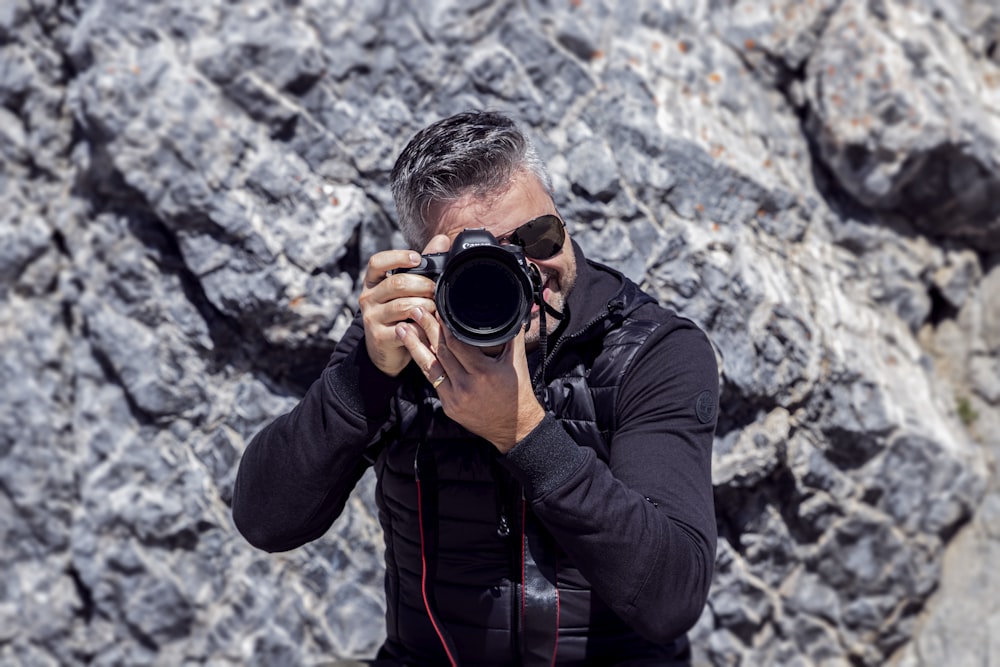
[{"x1": 372, "y1": 281, "x2": 687, "y2": 665}]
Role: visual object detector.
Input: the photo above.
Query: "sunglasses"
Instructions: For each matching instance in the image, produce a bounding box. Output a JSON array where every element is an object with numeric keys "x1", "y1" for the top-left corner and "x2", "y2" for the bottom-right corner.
[{"x1": 495, "y1": 214, "x2": 566, "y2": 260}]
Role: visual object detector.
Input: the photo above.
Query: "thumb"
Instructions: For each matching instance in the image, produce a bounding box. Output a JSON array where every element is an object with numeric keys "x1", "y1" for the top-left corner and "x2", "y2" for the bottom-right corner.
[
  {"x1": 507, "y1": 328, "x2": 530, "y2": 371},
  {"x1": 511, "y1": 325, "x2": 526, "y2": 355}
]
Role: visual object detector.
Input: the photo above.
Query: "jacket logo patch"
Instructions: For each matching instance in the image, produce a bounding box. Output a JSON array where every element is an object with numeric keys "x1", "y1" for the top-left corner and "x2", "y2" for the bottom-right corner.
[{"x1": 695, "y1": 390, "x2": 716, "y2": 424}]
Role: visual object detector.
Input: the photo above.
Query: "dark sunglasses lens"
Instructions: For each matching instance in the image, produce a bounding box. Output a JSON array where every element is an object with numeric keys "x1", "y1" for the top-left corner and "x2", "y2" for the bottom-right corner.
[{"x1": 518, "y1": 216, "x2": 564, "y2": 259}]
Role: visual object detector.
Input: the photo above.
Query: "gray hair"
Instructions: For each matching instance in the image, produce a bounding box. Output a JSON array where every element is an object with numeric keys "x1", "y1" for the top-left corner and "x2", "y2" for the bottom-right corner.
[{"x1": 390, "y1": 110, "x2": 553, "y2": 249}]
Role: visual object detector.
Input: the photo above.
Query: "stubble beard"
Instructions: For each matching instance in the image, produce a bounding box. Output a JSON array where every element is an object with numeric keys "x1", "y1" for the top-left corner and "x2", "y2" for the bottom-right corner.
[{"x1": 524, "y1": 270, "x2": 574, "y2": 351}]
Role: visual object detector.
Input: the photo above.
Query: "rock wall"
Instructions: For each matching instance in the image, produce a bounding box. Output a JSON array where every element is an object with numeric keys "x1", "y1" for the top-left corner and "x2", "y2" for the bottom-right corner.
[{"x1": 2, "y1": 0, "x2": 999, "y2": 664}]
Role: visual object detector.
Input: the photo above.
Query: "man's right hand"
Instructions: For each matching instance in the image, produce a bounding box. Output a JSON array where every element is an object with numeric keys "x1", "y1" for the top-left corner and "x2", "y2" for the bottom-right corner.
[{"x1": 358, "y1": 236, "x2": 450, "y2": 377}]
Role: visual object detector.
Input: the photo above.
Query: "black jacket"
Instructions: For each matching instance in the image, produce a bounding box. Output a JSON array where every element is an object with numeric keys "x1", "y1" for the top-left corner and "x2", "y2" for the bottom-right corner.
[{"x1": 233, "y1": 241, "x2": 719, "y2": 665}]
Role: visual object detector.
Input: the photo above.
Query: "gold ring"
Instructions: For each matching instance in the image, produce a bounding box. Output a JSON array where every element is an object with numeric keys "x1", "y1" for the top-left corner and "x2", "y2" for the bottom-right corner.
[{"x1": 431, "y1": 374, "x2": 447, "y2": 389}]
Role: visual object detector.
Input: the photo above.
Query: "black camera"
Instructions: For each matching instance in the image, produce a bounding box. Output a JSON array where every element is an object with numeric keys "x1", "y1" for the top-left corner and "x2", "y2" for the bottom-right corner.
[{"x1": 395, "y1": 228, "x2": 539, "y2": 347}]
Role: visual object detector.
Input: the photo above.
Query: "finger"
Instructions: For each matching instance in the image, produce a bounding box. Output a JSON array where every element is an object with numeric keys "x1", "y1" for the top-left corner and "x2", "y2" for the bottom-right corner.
[
  {"x1": 508, "y1": 326, "x2": 526, "y2": 359},
  {"x1": 395, "y1": 321, "x2": 447, "y2": 387},
  {"x1": 363, "y1": 249, "x2": 423, "y2": 289},
  {"x1": 359, "y1": 271, "x2": 436, "y2": 327},
  {"x1": 412, "y1": 306, "x2": 467, "y2": 377},
  {"x1": 506, "y1": 329, "x2": 533, "y2": 377},
  {"x1": 365, "y1": 296, "x2": 437, "y2": 329},
  {"x1": 359, "y1": 294, "x2": 436, "y2": 371}
]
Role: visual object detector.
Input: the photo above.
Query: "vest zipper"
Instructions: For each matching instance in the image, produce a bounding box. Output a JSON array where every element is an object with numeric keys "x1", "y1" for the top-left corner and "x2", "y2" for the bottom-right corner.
[
  {"x1": 508, "y1": 487, "x2": 523, "y2": 665},
  {"x1": 531, "y1": 299, "x2": 624, "y2": 387},
  {"x1": 490, "y1": 458, "x2": 522, "y2": 664}
]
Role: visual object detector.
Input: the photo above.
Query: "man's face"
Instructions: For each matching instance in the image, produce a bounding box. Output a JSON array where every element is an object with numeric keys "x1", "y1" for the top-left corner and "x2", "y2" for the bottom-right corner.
[{"x1": 427, "y1": 170, "x2": 578, "y2": 352}]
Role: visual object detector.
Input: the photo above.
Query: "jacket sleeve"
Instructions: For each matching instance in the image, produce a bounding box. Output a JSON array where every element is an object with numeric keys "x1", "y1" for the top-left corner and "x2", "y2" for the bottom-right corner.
[
  {"x1": 232, "y1": 315, "x2": 402, "y2": 552},
  {"x1": 499, "y1": 318, "x2": 719, "y2": 643}
]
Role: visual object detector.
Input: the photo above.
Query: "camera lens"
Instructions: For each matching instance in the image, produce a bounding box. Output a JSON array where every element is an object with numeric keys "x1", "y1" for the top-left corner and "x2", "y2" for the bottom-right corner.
[
  {"x1": 447, "y1": 260, "x2": 522, "y2": 331},
  {"x1": 437, "y1": 248, "x2": 532, "y2": 346}
]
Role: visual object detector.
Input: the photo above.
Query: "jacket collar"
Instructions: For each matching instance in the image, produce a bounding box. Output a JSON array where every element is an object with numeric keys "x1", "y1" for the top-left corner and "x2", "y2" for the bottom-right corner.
[{"x1": 555, "y1": 239, "x2": 652, "y2": 344}]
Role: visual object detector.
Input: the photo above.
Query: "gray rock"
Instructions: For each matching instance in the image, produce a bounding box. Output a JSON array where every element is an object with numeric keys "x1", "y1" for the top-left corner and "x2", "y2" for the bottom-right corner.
[{"x1": 805, "y1": 0, "x2": 1000, "y2": 249}]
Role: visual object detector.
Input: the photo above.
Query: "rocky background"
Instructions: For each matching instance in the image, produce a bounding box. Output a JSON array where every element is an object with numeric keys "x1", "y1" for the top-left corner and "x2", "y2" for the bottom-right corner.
[{"x1": 2, "y1": 0, "x2": 999, "y2": 664}]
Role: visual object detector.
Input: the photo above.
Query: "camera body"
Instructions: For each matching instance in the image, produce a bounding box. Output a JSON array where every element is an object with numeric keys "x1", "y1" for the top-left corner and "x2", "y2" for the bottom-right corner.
[{"x1": 396, "y1": 228, "x2": 539, "y2": 347}]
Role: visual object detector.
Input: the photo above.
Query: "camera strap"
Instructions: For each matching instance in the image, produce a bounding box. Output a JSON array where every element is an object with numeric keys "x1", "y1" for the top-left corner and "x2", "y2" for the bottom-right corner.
[
  {"x1": 414, "y1": 440, "x2": 461, "y2": 666},
  {"x1": 530, "y1": 275, "x2": 565, "y2": 403}
]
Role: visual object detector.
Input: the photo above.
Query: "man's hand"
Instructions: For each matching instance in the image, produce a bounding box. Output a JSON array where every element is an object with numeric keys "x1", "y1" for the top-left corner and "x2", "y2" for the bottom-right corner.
[
  {"x1": 358, "y1": 236, "x2": 450, "y2": 377},
  {"x1": 396, "y1": 299, "x2": 546, "y2": 453}
]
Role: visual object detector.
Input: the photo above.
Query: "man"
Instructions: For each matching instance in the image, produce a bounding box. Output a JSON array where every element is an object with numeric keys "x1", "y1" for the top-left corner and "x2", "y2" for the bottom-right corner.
[{"x1": 233, "y1": 111, "x2": 719, "y2": 665}]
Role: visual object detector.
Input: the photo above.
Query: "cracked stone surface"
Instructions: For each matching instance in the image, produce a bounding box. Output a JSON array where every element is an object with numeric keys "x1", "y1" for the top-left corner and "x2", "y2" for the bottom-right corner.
[{"x1": 2, "y1": 0, "x2": 998, "y2": 664}]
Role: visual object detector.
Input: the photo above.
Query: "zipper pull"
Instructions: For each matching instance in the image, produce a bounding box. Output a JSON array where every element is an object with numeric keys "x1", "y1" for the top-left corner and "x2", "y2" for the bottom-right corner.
[{"x1": 497, "y1": 511, "x2": 510, "y2": 538}]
